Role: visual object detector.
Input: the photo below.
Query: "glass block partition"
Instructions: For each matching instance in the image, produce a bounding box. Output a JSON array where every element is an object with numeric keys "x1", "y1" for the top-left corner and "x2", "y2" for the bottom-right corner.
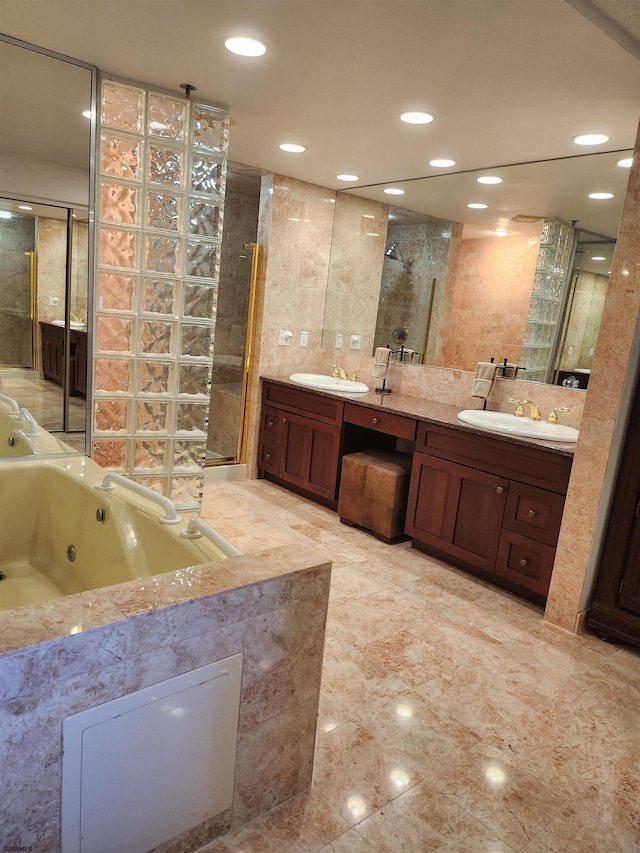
[
  {"x1": 92, "y1": 78, "x2": 229, "y2": 509},
  {"x1": 520, "y1": 219, "x2": 574, "y2": 383}
]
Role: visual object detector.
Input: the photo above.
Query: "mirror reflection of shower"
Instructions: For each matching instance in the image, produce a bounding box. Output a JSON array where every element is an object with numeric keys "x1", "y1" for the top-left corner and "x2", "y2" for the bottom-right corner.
[{"x1": 0, "y1": 198, "x2": 88, "y2": 446}]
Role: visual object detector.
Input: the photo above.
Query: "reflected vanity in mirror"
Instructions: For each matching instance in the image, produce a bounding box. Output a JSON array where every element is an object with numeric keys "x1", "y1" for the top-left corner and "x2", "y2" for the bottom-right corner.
[
  {"x1": 322, "y1": 151, "x2": 631, "y2": 387},
  {"x1": 0, "y1": 35, "x2": 94, "y2": 454}
]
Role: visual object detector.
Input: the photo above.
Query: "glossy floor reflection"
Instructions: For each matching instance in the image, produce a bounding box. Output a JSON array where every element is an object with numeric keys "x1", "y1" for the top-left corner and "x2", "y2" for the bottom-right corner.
[{"x1": 200, "y1": 478, "x2": 640, "y2": 853}]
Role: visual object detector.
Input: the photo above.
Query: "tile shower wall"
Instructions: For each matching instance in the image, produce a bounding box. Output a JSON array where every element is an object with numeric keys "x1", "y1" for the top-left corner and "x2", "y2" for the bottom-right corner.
[
  {"x1": 92, "y1": 79, "x2": 228, "y2": 508},
  {"x1": 374, "y1": 221, "x2": 457, "y2": 361}
]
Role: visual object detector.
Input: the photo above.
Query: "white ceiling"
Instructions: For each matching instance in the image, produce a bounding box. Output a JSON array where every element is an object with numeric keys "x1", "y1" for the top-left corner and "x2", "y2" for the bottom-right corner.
[{"x1": 1, "y1": 0, "x2": 640, "y2": 236}]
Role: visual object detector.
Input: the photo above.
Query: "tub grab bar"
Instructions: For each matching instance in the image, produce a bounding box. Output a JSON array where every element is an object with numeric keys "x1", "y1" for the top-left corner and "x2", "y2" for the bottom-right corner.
[
  {"x1": 0, "y1": 393, "x2": 20, "y2": 414},
  {"x1": 96, "y1": 472, "x2": 182, "y2": 524},
  {"x1": 180, "y1": 517, "x2": 243, "y2": 557},
  {"x1": 19, "y1": 407, "x2": 40, "y2": 436}
]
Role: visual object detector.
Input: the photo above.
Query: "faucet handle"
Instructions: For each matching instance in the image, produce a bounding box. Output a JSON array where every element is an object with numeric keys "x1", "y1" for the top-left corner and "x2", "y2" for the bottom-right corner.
[
  {"x1": 547, "y1": 406, "x2": 568, "y2": 424},
  {"x1": 350, "y1": 372, "x2": 359, "y2": 382},
  {"x1": 508, "y1": 398, "x2": 525, "y2": 417},
  {"x1": 332, "y1": 364, "x2": 340, "y2": 378}
]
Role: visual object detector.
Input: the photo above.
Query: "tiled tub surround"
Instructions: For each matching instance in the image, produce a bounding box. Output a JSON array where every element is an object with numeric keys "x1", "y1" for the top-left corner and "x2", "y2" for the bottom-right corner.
[{"x1": 0, "y1": 545, "x2": 331, "y2": 853}]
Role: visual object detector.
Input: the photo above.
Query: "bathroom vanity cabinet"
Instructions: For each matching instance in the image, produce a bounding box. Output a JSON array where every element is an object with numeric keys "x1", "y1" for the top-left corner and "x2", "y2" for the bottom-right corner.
[
  {"x1": 40, "y1": 322, "x2": 88, "y2": 396},
  {"x1": 259, "y1": 381, "x2": 344, "y2": 505},
  {"x1": 406, "y1": 421, "x2": 571, "y2": 601},
  {"x1": 259, "y1": 378, "x2": 573, "y2": 601}
]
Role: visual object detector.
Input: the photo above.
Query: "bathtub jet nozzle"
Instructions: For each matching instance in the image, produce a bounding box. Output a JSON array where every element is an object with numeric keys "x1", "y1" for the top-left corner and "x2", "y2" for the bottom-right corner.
[{"x1": 67, "y1": 545, "x2": 77, "y2": 562}]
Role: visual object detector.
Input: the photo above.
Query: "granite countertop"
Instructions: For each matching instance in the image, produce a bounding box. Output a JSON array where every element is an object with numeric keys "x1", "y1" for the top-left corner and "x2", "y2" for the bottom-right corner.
[{"x1": 263, "y1": 375, "x2": 576, "y2": 458}]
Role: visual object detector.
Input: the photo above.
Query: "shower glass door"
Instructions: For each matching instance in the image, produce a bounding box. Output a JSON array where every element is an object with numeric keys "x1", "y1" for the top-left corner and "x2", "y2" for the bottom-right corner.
[{"x1": 0, "y1": 210, "x2": 35, "y2": 368}]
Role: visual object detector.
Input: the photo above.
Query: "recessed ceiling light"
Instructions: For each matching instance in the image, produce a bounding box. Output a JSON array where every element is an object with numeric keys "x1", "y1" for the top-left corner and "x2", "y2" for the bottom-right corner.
[
  {"x1": 336, "y1": 174, "x2": 359, "y2": 182},
  {"x1": 588, "y1": 192, "x2": 614, "y2": 199},
  {"x1": 384, "y1": 188, "x2": 405, "y2": 195},
  {"x1": 467, "y1": 203, "x2": 488, "y2": 209},
  {"x1": 18, "y1": 205, "x2": 32, "y2": 211},
  {"x1": 477, "y1": 176, "x2": 503, "y2": 185},
  {"x1": 573, "y1": 133, "x2": 609, "y2": 146},
  {"x1": 617, "y1": 158, "x2": 633, "y2": 168},
  {"x1": 224, "y1": 36, "x2": 267, "y2": 57},
  {"x1": 0, "y1": 211, "x2": 12, "y2": 219},
  {"x1": 279, "y1": 143, "x2": 306, "y2": 153},
  {"x1": 82, "y1": 110, "x2": 92, "y2": 119},
  {"x1": 492, "y1": 229, "x2": 510, "y2": 236},
  {"x1": 400, "y1": 111, "x2": 435, "y2": 125},
  {"x1": 591, "y1": 256, "x2": 606, "y2": 260},
  {"x1": 429, "y1": 159, "x2": 456, "y2": 168}
]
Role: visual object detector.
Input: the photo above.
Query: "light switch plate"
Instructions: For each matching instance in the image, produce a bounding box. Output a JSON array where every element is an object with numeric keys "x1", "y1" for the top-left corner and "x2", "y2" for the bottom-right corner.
[
  {"x1": 350, "y1": 334, "x2": 361, "y2": 350},
  {"x1": 335, "y1": 334, "x2": 343, "y2": 348},
  {"x1": 300, "y1": 331, "x2": 308, "y2": 347}
]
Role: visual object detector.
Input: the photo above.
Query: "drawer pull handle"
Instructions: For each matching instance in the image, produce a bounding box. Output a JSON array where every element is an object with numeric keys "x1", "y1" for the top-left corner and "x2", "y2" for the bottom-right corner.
[
  {"x1": 372, "y1": 417, "x2": 380, "y2": 424},
  {"x1": 496, "y1": 486, "x2": 504, "y2": 494},
  {"x1": 519, "y1": 558, "x2": 529, "y2": 567},
  {"x1": 282, "y1": 417, "x2": 288, "y2": 424},
  {"x1": 528, "y1": 509, "x2": 537, "y2": 518}
]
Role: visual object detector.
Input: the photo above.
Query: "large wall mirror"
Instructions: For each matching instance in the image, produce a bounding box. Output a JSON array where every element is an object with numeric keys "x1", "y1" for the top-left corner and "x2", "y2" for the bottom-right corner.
[
  {"x1": 0, "y1": 35, "x2": 94, "y2": 454},
  {"x1": 322, "y1": 151, "x2": 632, "y2": 387}
]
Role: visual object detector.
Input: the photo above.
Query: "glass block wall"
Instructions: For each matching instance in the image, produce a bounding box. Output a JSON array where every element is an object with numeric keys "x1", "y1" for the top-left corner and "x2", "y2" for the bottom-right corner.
[
  {"x1": 92, "y1": 78, "x2": 228, "y2": 509},
  {"x1": 520, "y1": 218, "x2": 574, "y2": 383}
]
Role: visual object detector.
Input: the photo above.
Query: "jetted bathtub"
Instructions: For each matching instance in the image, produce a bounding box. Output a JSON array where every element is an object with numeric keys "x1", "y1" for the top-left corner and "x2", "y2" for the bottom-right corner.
[{"x1": 0, "y1": 455, "x2": 240, "y2": 611}]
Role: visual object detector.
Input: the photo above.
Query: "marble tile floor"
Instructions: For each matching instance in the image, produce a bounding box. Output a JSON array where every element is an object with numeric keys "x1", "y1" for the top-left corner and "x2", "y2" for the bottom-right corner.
[{"x1": 199, "y1": 478, "x2": 640, "y2": 853}]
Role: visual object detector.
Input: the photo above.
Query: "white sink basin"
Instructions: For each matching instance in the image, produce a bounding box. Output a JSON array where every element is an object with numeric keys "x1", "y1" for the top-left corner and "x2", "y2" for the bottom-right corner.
[
  {"x1": 289, "y1": 372, "x2": 369, "y2": 395},
  {"x1": 457, "y1": 409, "x2": 579, "y2": 443},
  {"x1": 52, "y1": 319, "x2": 86, "y2": 331}
]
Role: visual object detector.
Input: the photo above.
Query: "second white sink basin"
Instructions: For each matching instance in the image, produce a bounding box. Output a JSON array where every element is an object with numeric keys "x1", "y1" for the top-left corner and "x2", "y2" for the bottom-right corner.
[
  {"x1": 457, "y1": 409, "x2": 579, "y2": 443},
  {"x1": 289, "y1": 372, "x2": 369, "y2": 395}
]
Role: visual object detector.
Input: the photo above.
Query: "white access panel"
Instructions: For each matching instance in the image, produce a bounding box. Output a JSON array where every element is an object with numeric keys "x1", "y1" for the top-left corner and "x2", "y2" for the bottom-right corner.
[{"x1": 61, "y1": 654, "x2": 243, "y2": 853}]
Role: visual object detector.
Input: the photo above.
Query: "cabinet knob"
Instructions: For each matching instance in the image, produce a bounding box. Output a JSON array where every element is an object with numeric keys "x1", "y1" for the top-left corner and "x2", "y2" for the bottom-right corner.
[
  {"x1": 528, "y1": 509, "x2": 537, "y2": 518},
  {"x1": 282, "y1": 417, "x2": 288, "y2": 424},
  {"x1": 265, "y1": 452, "x2": 272, "y2": 460},
  {"x1": 372, "y1": 417, "x2": 380, "y2": 425},
  {"x1": 496, "y1": 486, "x2": 504, "y2": 494},
  {"x1": 519, "y1": 558, "x2": 529, "y2": 567},
  {"x1": 268, "y1": 420, "x2": 275, "y2": 427}
]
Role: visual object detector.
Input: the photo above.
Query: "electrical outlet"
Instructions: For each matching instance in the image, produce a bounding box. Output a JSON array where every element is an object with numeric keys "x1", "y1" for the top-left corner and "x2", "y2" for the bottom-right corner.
[
  {"x1": 350, "y1": 334, "x2": 361, "y2": 350},
  {"x1": 49, "y1": 296, "x2": 59, "y2": 307},
  {"x1": 278, "y1": 329, "x2": 293, "y2": 346},
  {"x1": 568, "y1": 345, "x2": 574, "y2": 355},
  {"x1": 335, "y1": 334, "x2": 343, "y2": 349},
  {"x1": 589, "y1": 347, "x2": 595, "y2": 356},
  {"x1": 299, "y1": 331, "x2": 308, "y2": 347}
]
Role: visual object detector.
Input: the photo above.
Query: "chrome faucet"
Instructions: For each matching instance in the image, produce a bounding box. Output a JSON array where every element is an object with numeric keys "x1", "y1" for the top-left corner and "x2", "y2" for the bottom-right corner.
[
  {"x1": 332, "y1": 364, "x2": 348, "y2": 380},
  {"x1": 547, "y1": 406, "x2": 568, "y2": 424},
  {"x1": 522, "y1": 400, "x2": 541, "y2": 421}
]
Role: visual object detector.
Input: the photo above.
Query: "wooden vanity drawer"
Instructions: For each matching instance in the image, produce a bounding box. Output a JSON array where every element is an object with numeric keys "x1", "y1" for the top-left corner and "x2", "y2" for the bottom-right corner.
[
  {"x1": 257, "y1": 437, "x2": 280, "y2": 474},
  {"x1": 262, "y1": 382, "x2": 344, "y2": 425},
  {"x1": 259, "y1": 406, "x2": 281, "y2": 440},
  {"x1": 495, "y1": 530, "x2": 556, "y2": 597},
  {"x1": 344, "y1": 403, "x2": 416, "y2": 441},
  {"x1": 415, "y1": 421, "x2": 572, "y2": 494},
  {"x1": 503, "y1": 482, "x2": 565, "y2": 546}
]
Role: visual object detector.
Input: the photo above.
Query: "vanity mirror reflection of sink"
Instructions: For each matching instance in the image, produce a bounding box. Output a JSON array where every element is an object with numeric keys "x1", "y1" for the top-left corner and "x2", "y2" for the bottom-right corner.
[{"x1": 457, "y1": 409, "x2": 579, "y2": 442}]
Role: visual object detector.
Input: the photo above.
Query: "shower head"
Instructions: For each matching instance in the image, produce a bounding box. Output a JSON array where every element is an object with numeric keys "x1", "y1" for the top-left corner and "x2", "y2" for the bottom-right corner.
[{"x1": 385, "y1": 243, "x2": 400, "y2": 260}]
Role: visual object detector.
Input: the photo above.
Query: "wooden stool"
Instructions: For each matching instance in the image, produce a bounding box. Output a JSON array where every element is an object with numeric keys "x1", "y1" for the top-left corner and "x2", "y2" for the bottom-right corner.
[{"x1": 338, "y1": 450, "x2": 413, "y2": 544}]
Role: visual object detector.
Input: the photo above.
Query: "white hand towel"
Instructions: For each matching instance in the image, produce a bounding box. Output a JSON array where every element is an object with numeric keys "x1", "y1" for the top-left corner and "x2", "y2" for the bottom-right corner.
[
  {"x1": 471, "y1": 361, "x2": 497, "y2": 399},
  {"x1": 373, "y1": 346, "x2": 391, "y2": 378}
]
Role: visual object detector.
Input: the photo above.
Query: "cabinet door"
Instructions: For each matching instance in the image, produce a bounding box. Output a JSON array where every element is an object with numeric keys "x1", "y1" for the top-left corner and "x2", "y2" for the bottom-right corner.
[
  {"x1": 406, "y1": 452, "x2": 507, "y2": 572},
  {"x1": 279, "y1": 411, "x2": 341, "y2": 502},
  {"x1": 617, "y1": 509, "x2": 640, "y2": 616}
]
